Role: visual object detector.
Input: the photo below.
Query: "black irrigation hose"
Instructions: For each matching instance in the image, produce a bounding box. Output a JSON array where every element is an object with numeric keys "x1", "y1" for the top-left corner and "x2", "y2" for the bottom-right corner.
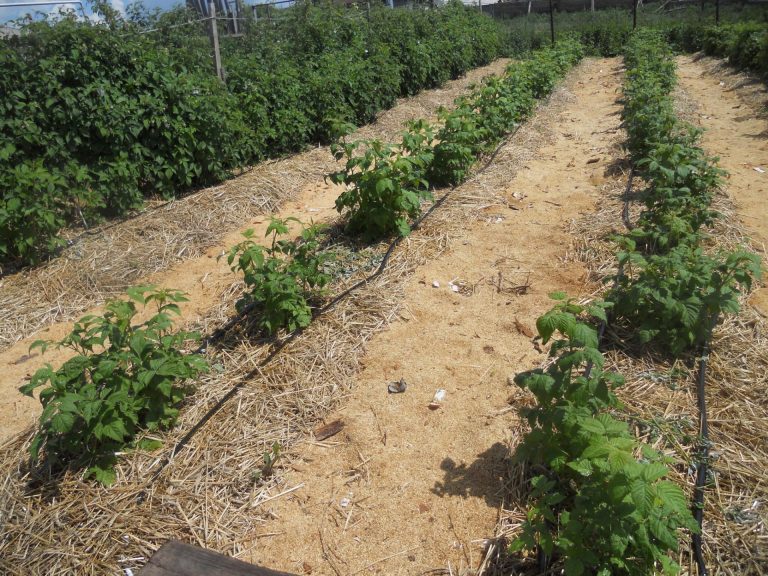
[
  {"x1": 138, "y1": 129, "x2": 521, "y2": 500},
  {"x1": 692, "y1": 317, "x2": 717, "y2": 576},
  {"x1": 622, "y1": 166, "x2": 636, "y2": 231}
]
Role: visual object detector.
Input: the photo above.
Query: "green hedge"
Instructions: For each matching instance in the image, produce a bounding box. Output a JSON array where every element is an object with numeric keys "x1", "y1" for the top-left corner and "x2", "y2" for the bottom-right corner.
[
  {"x1": 0, "y1": 1, "x2": 505, "y2": 268},
  {"x1": 666, "y1": 21, "x2": 768, "y2": 76},
  {"x1": 500, "y1": 5, "x2": 768, "y2": 60}
]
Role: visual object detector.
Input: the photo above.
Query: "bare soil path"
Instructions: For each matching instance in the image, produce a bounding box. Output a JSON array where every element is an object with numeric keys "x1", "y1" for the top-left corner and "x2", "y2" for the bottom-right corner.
[
  {"x1": 676, "y1": 55, "x2": 768, "y2": 316},
  {"x1": 247, "y1": 57, "x2": 625, "y2": 576}
]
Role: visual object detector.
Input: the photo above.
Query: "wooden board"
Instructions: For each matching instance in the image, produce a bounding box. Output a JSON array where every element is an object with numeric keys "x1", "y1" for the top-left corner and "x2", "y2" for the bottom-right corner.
[{"x1": 139, "y1": 540, "x2": 298, "y2": 576}]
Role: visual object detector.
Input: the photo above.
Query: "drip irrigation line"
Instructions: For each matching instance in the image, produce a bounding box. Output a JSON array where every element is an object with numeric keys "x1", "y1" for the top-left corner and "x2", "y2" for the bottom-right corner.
[
  {"x1": 692, "y1": 316, "x2": 717, "y2": 576},
  {"x1": 622, "y1": 166, "x2": 636, "y2": 231},
  {"x1": 138, "y1": 128, "x2": 520, "y2": 499}
]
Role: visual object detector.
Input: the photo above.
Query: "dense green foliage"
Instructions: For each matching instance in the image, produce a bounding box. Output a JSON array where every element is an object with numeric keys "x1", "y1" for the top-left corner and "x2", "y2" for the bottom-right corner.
[
  {"x1": 330, "y1": 121, "x2": 436, "y2": 239},
  {"x1": 500, "y1": 4, "x2": 768, "y2": 58},
  {"x1": 331, "y1": 40, "x2": 583, "y2": 237},
  {"x1": 511, "y1": 295, "x2": 698, "y2": 575},
  {"x1": 611, "y1": 30, "x2": 761, "y2": 355},
  {"x1": 227, "y1": 218, "x2": 332, "y2": 335},
  {"x1": 20, "y1": 286, "x2": 209, "y2": 485},
  {"x1": 0, "y1": 1, "x2": 505, "y2": 268},
  {"x1": 667, "y1": 20, "x2": 768, "y2": 76}
]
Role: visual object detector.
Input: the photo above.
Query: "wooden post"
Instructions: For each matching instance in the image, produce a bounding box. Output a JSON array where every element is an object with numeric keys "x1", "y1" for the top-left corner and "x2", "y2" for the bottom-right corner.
[
  {"x1": 632, "y1": 0, "x2": 637, "y2": 29},
  {"x1": 209, "y1": 2, "x2": 224, "y2": 81},
  {"x1": 591, "y1": 0, "x2": 595, "y2": 12},
  {"x1": 715, "y1": 0, "x2": 720, "y2": 25},
  {"x1": 549, "y1": 0, "x2": 555, "y2": 45},
  {"x1": 231, "y1": 0, "x2": 239, "y2": 35}
]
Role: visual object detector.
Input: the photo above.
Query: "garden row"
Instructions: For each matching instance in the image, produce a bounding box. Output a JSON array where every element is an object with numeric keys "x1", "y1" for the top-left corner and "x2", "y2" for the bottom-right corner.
[
  {"x1": 0, "y1": 2, "x2": 504, "y2": 267},
  {"x1": 508, "y1": 30, "x2": 760, "y2": 575},
  {"x1": 19, "y1": 41, "x2": 584, "y2": 486}
]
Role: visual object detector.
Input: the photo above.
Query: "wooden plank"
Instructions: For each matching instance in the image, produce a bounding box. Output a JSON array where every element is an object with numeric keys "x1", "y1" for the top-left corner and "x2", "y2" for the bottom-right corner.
[{"x1": 140, "y1": 540, "x2": 298, "y2": 576}]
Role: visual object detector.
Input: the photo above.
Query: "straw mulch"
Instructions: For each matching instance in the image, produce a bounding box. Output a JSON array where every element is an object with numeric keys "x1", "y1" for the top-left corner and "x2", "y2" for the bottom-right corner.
[
  {"x1": 477, "y1": 139, "x2": 768, "y2": 573},
  {"x1": 0, "y1": 59, "x2": 510, "y2": 354},
  {"x1": 0, "y1": 58, "x2": 569, "y2": 575}
]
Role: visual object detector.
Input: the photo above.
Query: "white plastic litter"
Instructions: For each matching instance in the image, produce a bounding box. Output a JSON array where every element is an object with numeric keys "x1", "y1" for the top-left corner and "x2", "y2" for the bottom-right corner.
[
  {"x1": 429, "y1": 389, "x2": 447, "y2": 409},
  {"x1": 432, "y1": 280, "x2": 440, "y2": 288}
]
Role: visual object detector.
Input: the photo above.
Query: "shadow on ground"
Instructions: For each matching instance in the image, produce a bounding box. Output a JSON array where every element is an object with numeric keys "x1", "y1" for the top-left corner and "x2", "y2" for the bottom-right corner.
[{"x1": 431, "y1": 441, "x2": 510, "y2": 508}]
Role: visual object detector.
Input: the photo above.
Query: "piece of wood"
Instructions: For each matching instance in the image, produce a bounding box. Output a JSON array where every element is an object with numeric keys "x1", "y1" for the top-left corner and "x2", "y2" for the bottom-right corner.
[
  {"x1": 208, "y1": 2, "x2": 224, "y2": 81},
  {"x1": 313, "y1": 419, "x2": 344, "y2": 441},
  {"x1": 140, "y1": 540, "x2": 297, "y2": 576}
]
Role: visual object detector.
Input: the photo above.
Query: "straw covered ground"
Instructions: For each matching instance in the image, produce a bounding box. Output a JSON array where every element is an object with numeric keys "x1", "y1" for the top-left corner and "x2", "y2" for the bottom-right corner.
[{"x1": 2, "y1": 52, "x2": 766, "y2": 576}]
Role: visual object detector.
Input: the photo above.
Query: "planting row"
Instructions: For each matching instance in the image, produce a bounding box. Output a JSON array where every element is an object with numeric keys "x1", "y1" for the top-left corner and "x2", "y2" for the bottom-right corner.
[
  {"x1": 508, "y1": 30, "x2": 761, "y2": 575},
  {"x1": 19, "y1": 42, "x2": 583, "y2": 485},
  {"x1": 0, "y1": 2, "x2": 504, "y2": 268},
  {"x1": 611, "y1": 30, "x2": 760, "y2": 355}
]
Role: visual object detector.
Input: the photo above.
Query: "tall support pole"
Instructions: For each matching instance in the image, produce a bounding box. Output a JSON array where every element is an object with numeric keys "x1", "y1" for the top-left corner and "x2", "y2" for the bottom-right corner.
[
  {"x1": 591, "y1": 0, "x2": 595, "y2": 12},
  {"x1": 632, "y1": 0, "x2": 637, "y2": 30},
  {"x1": 716, "y1": 0, "x2": 720, "y2": 25},
  {"x1": 208, "y1": 2, "x2": 224, "y2": 81},
  {"x1": 549, "y1": 0, "x2": 555, "y2": 45},
  {"x1": 231, "y1": 0, "x2": 239, "y2": 35}
]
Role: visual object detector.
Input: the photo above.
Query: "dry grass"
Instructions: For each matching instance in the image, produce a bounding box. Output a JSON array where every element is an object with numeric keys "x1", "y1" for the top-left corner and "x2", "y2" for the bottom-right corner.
[
  {"x1": 684, "y1": 54, "x2": 768, "y2": 120},
  {"x1": 0, "y1": 59, "x2": 510, "y2": 354},
  {"x1": 0, "y1": 58, "x2": 576, "y2": 575}
]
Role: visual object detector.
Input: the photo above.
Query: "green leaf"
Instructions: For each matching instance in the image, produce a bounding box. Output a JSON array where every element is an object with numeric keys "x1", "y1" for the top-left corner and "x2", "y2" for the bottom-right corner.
[
  {"x1": 579, "y1": 417, "x2": 606, "y2": 436},
  {"x1": 642, "y1": 462, "x2": 669, "y2": 483},
  {"x1": 649, "y1": 513, "x2": 679, "y2": 550},
  {"x1": 630, "y1": 478, "x2": 653, "y2": 515},
  {"x1": 87, "y1": 463, "x2": 117, "y2": 487},
  {"x1": 536, "y1": 312, "x2": 558, "y2": 343}
]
